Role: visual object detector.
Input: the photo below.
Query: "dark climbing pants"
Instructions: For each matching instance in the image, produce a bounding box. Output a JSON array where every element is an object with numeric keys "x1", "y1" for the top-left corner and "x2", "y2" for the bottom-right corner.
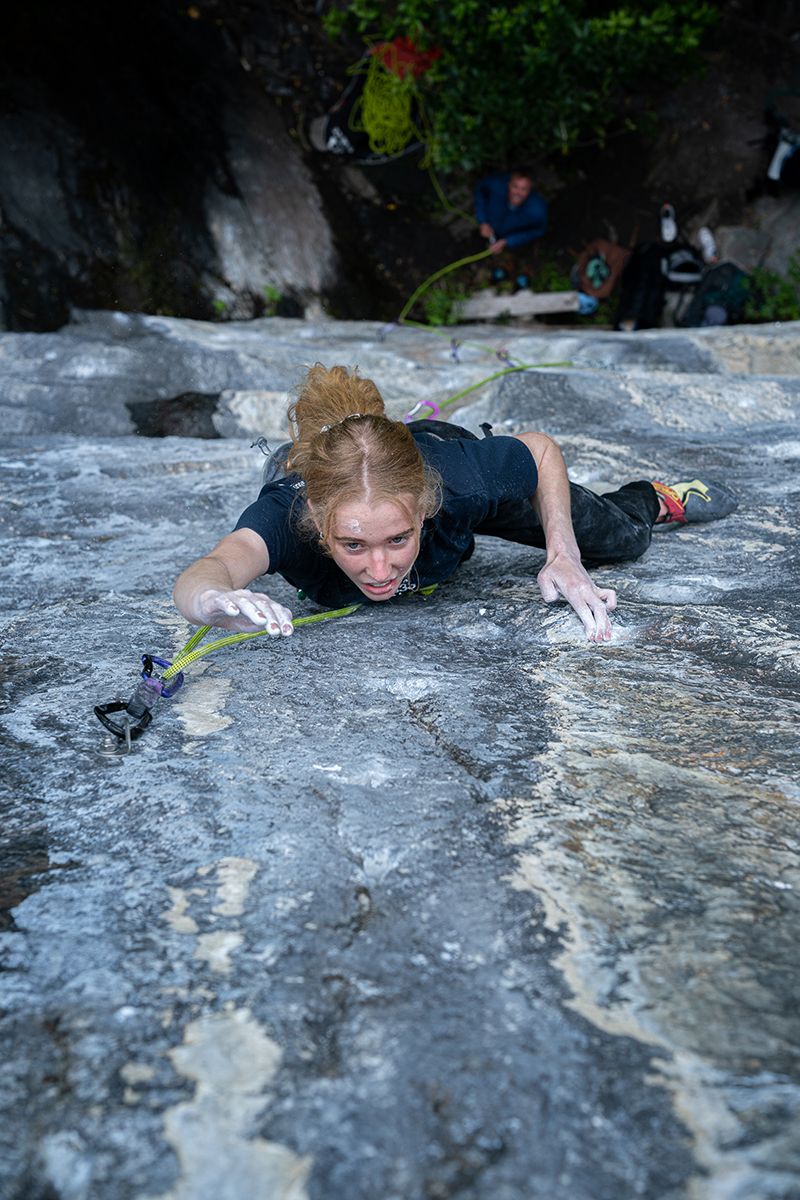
[
  {"x1": 473, "y1": 479, "x2": 658, "y2": 564},
  {"x1": 411, "y1": 420, "x2": 660, "y2": 566}
]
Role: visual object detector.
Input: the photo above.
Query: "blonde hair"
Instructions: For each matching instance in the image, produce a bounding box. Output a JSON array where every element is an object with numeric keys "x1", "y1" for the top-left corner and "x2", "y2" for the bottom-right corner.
[{"x1": 286, "y1": 364, "x2": 441, "y2": 546}]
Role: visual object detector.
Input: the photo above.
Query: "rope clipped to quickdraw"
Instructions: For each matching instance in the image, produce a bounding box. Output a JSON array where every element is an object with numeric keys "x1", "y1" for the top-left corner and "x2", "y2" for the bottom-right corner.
[
  {"x1": 94, "y1": 603, "x2": 362, "y2": 749},
  {"x1": 94, "y1": 587, "x2": 440, "y2": 750},
  {"x1": 392, "y1": 256, "x2": 572, "y2": 423},
  {"x1": 401, "y1": 361, "x2": 571, "y2": 424},
  {"x1": 385, "y1": 228, "x2": 573, "y2": 422}
]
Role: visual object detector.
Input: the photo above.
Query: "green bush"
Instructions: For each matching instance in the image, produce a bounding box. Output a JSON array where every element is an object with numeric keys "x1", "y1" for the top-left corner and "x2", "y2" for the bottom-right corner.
[
  {"x1": 742, "y1": 252, "x2": 800, "y2": 323},
  {"x1": 324, "y1": 0, "x2": 717, "y2": 170},
  {"x1": 421, "y1": 280, "x2": 469, "y2": 325},
  {"x1": 262, "y1": 284, "x2": 282, "y2": 316},
  {"x1": 530, "y1": 261, "x2": 572, "y2": 293}
]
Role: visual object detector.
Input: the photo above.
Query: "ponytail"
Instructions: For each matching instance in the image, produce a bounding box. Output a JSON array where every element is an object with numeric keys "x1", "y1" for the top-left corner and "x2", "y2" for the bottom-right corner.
[{"x1": 286, "y1": 364, "x2": 440, "y2": 546}]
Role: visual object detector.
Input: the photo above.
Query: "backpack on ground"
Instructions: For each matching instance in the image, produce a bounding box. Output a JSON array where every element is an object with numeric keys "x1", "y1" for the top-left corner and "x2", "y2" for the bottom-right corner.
[
  {"x1": 678, "y1": 261, "x2": 750, "y2": 327},
  {"x1": 662, "y1": 244, "x2": 705, "y2": 286},
  {"x1": 575, "y1": 238, "x2": 631, "y2": 298}
]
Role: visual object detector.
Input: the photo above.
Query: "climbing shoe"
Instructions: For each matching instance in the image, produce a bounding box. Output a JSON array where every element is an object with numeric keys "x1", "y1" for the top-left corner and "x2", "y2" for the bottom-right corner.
[
  {"x1": 491, "y1": 266, "x2": 508, "y2": 284},
  {"x1": 515, "y1": 273, "x2": 530, "y2": 290},
  {"x1": 652, "y1": 478, "x2": 738, "y2": 524}
]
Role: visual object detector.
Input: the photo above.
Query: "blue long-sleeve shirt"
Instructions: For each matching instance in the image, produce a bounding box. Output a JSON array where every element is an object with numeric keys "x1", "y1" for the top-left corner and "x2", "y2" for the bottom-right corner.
[{"x1": 474, "y1": 172, "x2": 548, "y2": 249}]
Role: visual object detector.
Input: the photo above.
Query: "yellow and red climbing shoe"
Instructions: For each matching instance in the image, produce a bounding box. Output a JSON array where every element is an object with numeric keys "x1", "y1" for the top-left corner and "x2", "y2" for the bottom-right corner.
[{"x1": 652, "y1": 478, "x2": 738, "y2": 525}]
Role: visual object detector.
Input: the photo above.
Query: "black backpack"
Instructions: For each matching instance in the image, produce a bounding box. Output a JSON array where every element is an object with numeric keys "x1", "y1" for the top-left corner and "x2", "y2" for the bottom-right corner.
[
  {"x1": 679, "y1": 261, "x2": 750, "y2": 328},
  {"x1": 662, "y1": 245, "x2": 704, "y2": 286}
]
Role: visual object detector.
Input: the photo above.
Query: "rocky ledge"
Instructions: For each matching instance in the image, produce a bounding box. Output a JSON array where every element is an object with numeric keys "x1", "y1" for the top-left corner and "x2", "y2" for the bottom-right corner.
[{"x1": 1, "y1": 314, "x2": 798, "y2": 1200}]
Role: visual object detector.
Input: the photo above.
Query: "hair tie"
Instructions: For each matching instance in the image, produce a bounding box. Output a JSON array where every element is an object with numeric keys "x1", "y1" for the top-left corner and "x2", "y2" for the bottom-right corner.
[{"x1": 319, "y1": 413, "x2": 362, "y2": 434}]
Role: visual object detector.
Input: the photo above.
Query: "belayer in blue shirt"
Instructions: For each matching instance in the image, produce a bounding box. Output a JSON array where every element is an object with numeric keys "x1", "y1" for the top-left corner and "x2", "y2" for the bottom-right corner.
[{"x1": 474, "y1": 169, "x2": 548, "y2": 255}]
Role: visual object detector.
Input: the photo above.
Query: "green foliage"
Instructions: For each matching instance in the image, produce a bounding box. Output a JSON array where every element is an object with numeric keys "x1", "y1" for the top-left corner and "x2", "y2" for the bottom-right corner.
[
  {"x1": 742, "y1": 252, "x2": 800, "y2": 323},
  {"x1": 530, "y1": 261, "x2": 572, "y2": 293},
  {"x1": 324, "y1": 0, "x2": 717, "y2": 170},
  {"x1": 211, "y1": 298, "x2": 228, "y2": 318},
  {"x1": 262, "y1": 284, "x2": 282, "y2": 316},
  {"x1": 421, "y1": 280, "x2": 469, "y2": 325}
]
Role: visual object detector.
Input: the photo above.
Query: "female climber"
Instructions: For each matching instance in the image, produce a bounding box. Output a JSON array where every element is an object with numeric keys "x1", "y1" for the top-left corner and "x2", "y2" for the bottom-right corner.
[{"x1": 172, "y1": 364, "x2": 736, "y2": 644}]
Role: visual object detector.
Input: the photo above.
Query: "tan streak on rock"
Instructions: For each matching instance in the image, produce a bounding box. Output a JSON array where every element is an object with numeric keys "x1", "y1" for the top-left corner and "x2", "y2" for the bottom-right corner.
[
  {"x1": 212, "y1": 857, "x2": 259, "y2": 917},
  {"x1": 193, "y1": 931, "x2": 243, "y2": 975},
  {"x1": 162, "y1": 888, "x2": 199, "y2": 935},
  {"x1": 143, "y1": 1009, "x2": 310, "y2": 1200}
]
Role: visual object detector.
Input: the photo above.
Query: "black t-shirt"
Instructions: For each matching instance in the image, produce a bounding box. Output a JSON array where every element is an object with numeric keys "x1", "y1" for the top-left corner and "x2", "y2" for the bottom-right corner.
[{"x1": 234, "y1": 431, "x2": 538, "y2": 607}]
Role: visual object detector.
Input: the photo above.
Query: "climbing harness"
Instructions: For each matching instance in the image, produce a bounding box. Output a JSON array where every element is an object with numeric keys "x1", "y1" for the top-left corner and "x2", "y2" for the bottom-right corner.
[{"x1": 96, "y1": 276, "x2": 566, "y2": 748}]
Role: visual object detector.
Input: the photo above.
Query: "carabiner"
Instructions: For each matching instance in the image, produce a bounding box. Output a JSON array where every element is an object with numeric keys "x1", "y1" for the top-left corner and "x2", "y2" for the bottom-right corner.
[{"x1": 402, "y1": 399, "x2": 441, "y2": 423}]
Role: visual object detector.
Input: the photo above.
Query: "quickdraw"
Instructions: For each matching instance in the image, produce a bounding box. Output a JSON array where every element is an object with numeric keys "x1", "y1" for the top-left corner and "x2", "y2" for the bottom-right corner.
[
  {"x1": 390, "y1": 250, "x2": 571, "y2": 423},
  {"x1": 403, "y1": 399, "x2": 440, "y2": 422}
]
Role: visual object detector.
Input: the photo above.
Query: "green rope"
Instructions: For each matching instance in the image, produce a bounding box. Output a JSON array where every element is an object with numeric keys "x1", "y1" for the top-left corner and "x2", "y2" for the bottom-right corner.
[
  {"x1": 439, "y1": 363, "x2": 570, "y2": 411},
  {"x1": 161, "y1": 604, "x2": 362, "y2": 681},
  {"x1": 351, "y1": 53, "x2": 422, "y2": 158},
  {"x1": 395, "y1": 314, "x2": 572, "y2": 409},
  {"x1": 160, "y1": 585, "x2": 440, "y2": 682},
  {"x1": 426, "y1": 165, "x2": 475, "y2": 225},
  {"x1": 398, "y1": 247, "x2": 492, "y2": 324},
  {"x1": 394, "y1": 239, "x2": 573, "y2": 412}
]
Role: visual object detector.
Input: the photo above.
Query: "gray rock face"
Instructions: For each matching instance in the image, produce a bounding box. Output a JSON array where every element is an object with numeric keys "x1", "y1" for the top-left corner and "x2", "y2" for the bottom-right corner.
[
  {"x1": 715, "y1": 194, "x2": 800, "y2": 275},
  {"x1": 1, "y1": 315, "x2": 799, "y2": 1200},
  {"x1": 0, "y1": 80, "x2": 336, "y2": 329},
  {"x1": 202, "y1": 98, "x2": 337, "y2": 316},
  {"x1": 4, "y1": 308, "x2": 800, "y2": 439}
]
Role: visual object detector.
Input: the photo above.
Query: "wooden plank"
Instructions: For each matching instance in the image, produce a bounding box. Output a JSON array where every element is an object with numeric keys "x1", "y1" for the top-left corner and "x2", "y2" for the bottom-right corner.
[{"x1": 460, "y1": 289, "x2": 581, "y2": 320}]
